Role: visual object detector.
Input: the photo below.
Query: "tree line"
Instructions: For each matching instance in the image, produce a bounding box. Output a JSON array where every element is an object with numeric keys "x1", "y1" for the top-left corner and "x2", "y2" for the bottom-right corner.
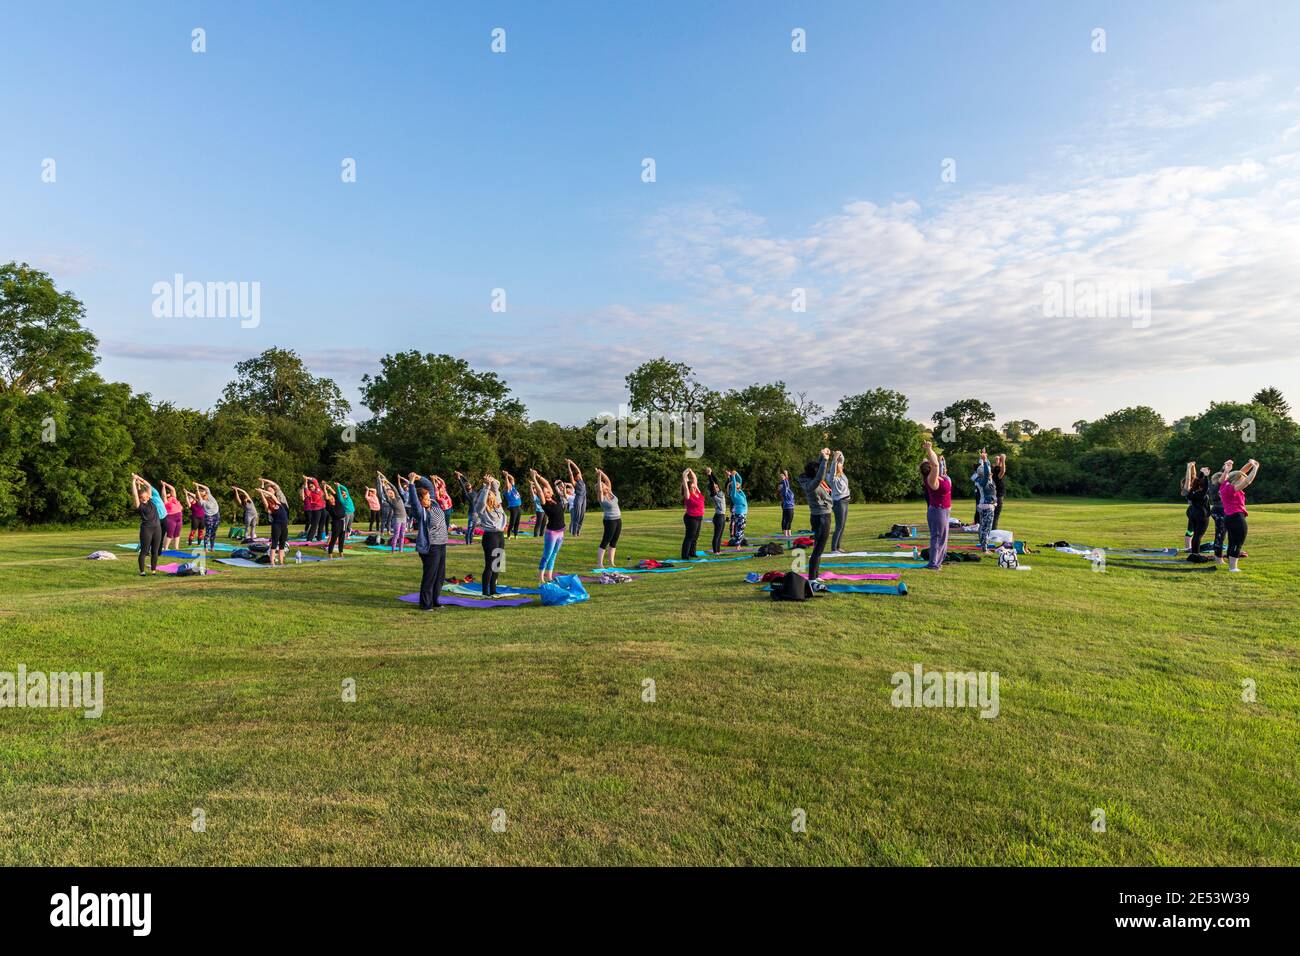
[{"x1": 2, "y1": 262, "x2": 1297, "y2": 526}]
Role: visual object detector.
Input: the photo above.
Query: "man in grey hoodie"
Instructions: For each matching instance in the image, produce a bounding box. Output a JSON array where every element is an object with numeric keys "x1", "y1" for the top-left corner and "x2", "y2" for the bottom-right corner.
[{"x1": 796, "y1": 447, "x2": 835, "y2": 582}]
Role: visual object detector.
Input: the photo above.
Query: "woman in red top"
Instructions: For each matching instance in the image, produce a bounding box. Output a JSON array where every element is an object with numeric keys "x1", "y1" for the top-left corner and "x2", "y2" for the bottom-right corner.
[
  {"x1": 302, "y1": 476, "x2": 326, "y2": 542},
  {"x1": 681, "y1": 468, "x2": 706, "y2": 560},
  {"x1": 920, "y1": 441, "x2": 952, "y2": 570}
]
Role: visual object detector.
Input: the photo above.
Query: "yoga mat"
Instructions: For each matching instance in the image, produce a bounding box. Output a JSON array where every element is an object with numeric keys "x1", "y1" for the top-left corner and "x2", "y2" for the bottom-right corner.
[
  {"x1": 589, "y1": 566, "x2": 693, "y2": 574},
  {"x1": 216, "y1": 557, "x2": 277, "y2": 568},
  {"x1": 762, "y1": 582, "x2": 908, "y2": 595},
  {"x1": 455, "y1": 583, "x2": 542, "y2": 595},
  {"x1": 156, "y1": 562, "x2": 221, "y2": 575},
  {"x1": 828, "y1": 550, "x2": 918, "y2": 558},
  {"x1": 397, "y1": 592, "x2": 533, "y2": 608},
  {"x1": 1103, "y1": 561, "x2": 1217, "y2": 573},
  {"x1": 817, "y1": 572, "x2": 901, "y2": 581},
  {"x1": 820, "y1": 561, "x2": 927, "y2": 569}
]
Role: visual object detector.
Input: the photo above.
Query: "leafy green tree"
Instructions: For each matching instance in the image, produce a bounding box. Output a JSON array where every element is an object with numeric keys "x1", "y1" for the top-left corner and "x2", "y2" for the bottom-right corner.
[
  {"x1": 931, "y1": 398, "x2": 1002, "y2": 453},
  {"x1": 1251, "y1": 387, "x2": 1291, "y2": 421},
  {"x1": 1081, "y1": 406, "x2": 1169, "y2": 453},
  {"x1": 0, "y1": 262, "x2": 100, "y2": 395},
  {"x1": 825, "y1": 388, "x2": 925, "y2": 501},
  {"x1": 625, "y1": 358, "x2": 717, "y2": 414}
]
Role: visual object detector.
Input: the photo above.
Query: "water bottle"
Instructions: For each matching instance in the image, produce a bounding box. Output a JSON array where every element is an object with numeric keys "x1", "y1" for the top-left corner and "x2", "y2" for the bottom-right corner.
[{"x1": 295, "y1": 549, "x2": 302, "y2": 565}]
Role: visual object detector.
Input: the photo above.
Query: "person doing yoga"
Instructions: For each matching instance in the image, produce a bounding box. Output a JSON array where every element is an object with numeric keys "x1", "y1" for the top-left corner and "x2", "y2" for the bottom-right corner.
[
  {"x1": 473, "y1": 473, "x2": 507, "y2": 596},
  {"x1": 920, "y1": 442, "x2": 951, "y2": 570},
  {"x1": 594, "y1": 467, "x2": 621, "y2": 568},
  {"x1": 130, "y1": 474, "x2": 165, "y2": 575},
  {"x1": 706, "y1": 468, "x2": 726, "y2": 554},
  {"x1": 971, "y1": 451, "x2": 997, "y2": 552},
  {"x1": 566, "y1": 460, "x2": 587, "y2": 537},
  {"x1": 681, "y1": 468, "x2": 705, "y2": 559},
  {"x1": 830, "y1": 451, "x2": 851, "y2": 552},
  {"x1": 796, "y1": 448, "x2": 834, "y2": 583},
  {"x1": 502, "y1": 470, "x2": 523, "y2": 538},
  {"x1": 1181, "y1": 461, "x2": 1211, "y2": 556},
  {"x1": 530, "y1": 470, "x2": 566, "y2": 583},
  {"x1": 1218, "y1": 458, "x2": 1258, "y2": 572}
]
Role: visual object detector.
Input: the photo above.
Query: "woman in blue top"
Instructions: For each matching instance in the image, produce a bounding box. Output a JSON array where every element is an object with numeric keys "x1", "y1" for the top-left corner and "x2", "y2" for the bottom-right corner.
[
  {"x1": 725, "y1": 469, "x2": 748, "y2": 545},
  {"x1": 502, "y1": 470, "x2": 523, "y2": 538},
  {"x1": 778, "y1": 470, "x2": 796, "y2": 538},
  {"x1": 971, "y1": 450, "x2": 998, "y2": 551}
]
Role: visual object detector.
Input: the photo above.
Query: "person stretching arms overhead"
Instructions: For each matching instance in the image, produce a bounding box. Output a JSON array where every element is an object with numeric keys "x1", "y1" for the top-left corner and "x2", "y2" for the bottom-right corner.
[
  {"x1": 259, "y1": 487, "x2": 289, "y2": 565},
  {"x1": 473, "y1": 473, "x2": 507, "y2": 596},
  {"x1": 530, "y1": 470, "x2": 566, "y2": 583},
  {"x1": 1218, "y1": 458, "x2": 1258, "y2": 573},
  {"x1": 502, "y1": 470, "x2": 523, "y2": 539},
  {"x1": 778, "y1": 470, "x2": 795, "y2": 539},
  {"x1": 232, "y1": 486, "x2": 258, "y2": 542},
  {"x1": 725, "y1": 469, "x2": 748, "y2": 545},
  {"x1": 195, "y1": 482, "x2": 221, "y2": 553},
  {"x1": 130, "y1": 474, "x2": 165, "y2": 576},
  {"x1": 406, "y1": 475, "x2": 449, "y2": 609},
  {"x1": 1181, "y1": 461, "x2": 1211, "y2": 555},
  {"x1": 920, "y1": 441, "x2": 951, "y2": 570},
  {"x1": 830, "y1": 451, "x2": 851, "y2": 552},
  {"x1": 707, "y1": 468, "x2": 726, "y2": 554},
  {"x1": 159, "y1": 481, "x2": 184, "y2": 551},
  {"x1": 594, "y1": 467, "x2": 621, "y2": 568},
  {"x1": 971, "y1": 451, "x2": 997, "y2": 552},
  {"x1": 566, "y1": 460, "x2": 587, "y2": 537},
  {"x1": 454, "y1": 471, "x2": 476, "y2": 546},
  {"x1": 681, "y1": 468, "x2": 705, "y2": 559},
  {"x1": 796, "y1": 448, "x2": 834, "y2": 583}
]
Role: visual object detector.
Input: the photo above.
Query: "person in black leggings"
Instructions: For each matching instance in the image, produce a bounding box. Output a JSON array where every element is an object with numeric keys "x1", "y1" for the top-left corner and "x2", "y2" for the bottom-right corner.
[
  {"x1": 324, "y1": 484, "x2": 348, "y2": 557},
  {"x1": 503, "y1": 470, "x2": 523, "y2": 539},
  {"x1": 796, "y1": 449, "x2": 834, "y2": 582},
  {"x1": 1181, "y1": 462, "x2": 1210, "y2": 556},
  {"x1": 991, "y1": 454, "x2": 1006, "y2": 530},
  {"x1": 680, "y1": 469, "x2": 705, "y2": 560},
  {"x1": 130, "y1": 474, "x2": 163, "y2": 575},
  {"x1": 707, "y1": 469, "x2": 726, "y2": 554},
  {"x1": 474, "y1": 475, "x2": 507, "y2": 596},
  {"x1": 260, "y1": 488, "x2": 290, "y2": 565},
  {"x1": 594, "y1": 468, "x2": 622, "y2": 567}
]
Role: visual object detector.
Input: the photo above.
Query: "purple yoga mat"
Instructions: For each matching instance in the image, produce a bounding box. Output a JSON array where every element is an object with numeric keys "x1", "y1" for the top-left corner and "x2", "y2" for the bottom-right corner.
[{"x1": 397, "y1": 592, "x2": 532, "y2": 609}]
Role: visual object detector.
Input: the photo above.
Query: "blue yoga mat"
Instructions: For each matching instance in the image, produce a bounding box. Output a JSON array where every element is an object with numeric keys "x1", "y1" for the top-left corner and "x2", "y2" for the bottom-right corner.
[{"x1": 398, "y1": 592, "x2": 533, "y2": 608}]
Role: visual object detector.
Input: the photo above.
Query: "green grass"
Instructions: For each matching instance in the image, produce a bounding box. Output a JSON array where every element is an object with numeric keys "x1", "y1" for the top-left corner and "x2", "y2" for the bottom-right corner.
[{"x1": 1, "y1": 498, "x2": 1296, "y2": 865}]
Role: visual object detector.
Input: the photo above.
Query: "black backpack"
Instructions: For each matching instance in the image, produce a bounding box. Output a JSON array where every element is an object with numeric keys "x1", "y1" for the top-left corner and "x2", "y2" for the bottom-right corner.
[
  {"x1": 756, "y1": 542, "x2": 784, "y2": 557},
  {"x1": 771, "y1": 571, "x2": 814, "y2": 601}
]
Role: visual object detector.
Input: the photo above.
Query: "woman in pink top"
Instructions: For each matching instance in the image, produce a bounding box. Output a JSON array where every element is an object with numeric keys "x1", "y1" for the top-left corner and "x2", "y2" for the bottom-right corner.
[
  {"x1": 1218, "y1": 458, "x2": 1259, "y2": 572},
  {"x1": 364, "y1": 486, "x2": 381, "y2": 531},
  {"x1": 920, "y1": 441, "x2": 952, "y2": 569},
  {"x1": 159, "y1": 481, "x2": 185, "y2": 551},
  {"x1": 681, "y1": 468, "x2": 706, "y2": 560}
]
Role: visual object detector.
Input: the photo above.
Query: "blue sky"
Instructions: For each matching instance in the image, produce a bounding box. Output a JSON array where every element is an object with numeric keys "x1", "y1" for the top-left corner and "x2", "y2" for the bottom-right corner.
[{"x1": 4, "y1": 0, "x2": 1300, "y2": 429}]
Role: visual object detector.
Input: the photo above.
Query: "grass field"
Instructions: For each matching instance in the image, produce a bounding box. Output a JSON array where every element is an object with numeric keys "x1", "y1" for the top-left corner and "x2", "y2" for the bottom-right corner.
[{"x1": 1, "y1": 498, "x2": 1296, "y2": 866}]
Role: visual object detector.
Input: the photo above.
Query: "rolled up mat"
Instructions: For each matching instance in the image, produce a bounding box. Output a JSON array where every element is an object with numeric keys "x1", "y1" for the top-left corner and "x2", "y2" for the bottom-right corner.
[
  {"x1": 762, "y1": 581, "x2": 908, "y2": 595},
  {"x1": 398, "y1": 592, "x2": 533, "y2": 608}
]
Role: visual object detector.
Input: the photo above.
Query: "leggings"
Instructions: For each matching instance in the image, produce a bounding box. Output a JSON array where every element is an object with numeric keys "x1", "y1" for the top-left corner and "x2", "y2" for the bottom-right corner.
[
  {"x1": 728, "y1": 512, "x2": 747, "y2": 545},
  {"x1": 1186, "y1": 508, "x2": 1209, "y2": 554},
  {"x1": 270, "y1": 522, "x2": 288, "y2": 552},
  {"x1": 481, "y1": 530, "x2": 504, "y2": 595},
  {"x1": 992, "y1": 499, "x2": 1003, "y2": 531},
  {"x1": 599, "y1": 518, "x2": 622, "y2": 549},
  {"x1": 1224, "y1": 512, "x2": 1247, "y2": 559},
  {"x1": 539, "y1": 529, "x2": 564, "y2": 571},
  {"x1": 507, "y1": 506, "x2": 522, "y2": 538},
  {"x1": 1212, "y1": 511, "x2": 1227, "y2": 558},
  {"x1": 711, "y1": 514, "x2": 724, "y2": 553},
  {"x1": 464, "y1": 513, "x2": 475, "y2": 546},
  {"x1": 807, "y1": 512, "x2": 830, "y2": 580},
  {"x1": 781, "y1": 507, "x2": 794, "y2": 533},
  {"x1": 977, "y1": 505, "x2": 995, "y2": 550},
  {"x1": 391, "y1": 520, "x2": 407, "y2": 552},
  {"x1": 244, "y1": 518, "x2": 257, "y2": 542},
  {"x1": 682, "y1": 514, "x2": 702, "y2": 559},
  {"x1": 379, "y1": 507, "x2": 391, "y2": 535},
  {"x1": 570, "y1": 502, "x2": 586, "y2": 535},
  {"x1": 831, "y1": 498, "x2": 849, "y2": 551},
  {"x1": 327, "y1": 515, "x2": 346, "y2": 555},
  {"x1": 138, "y1": 523, "x2": 161, "y2": 573},
  {"x1": 926, "y1": 505, "x2": 950, "y2": 569},
  {"x1": 417, "y1": 545, "x2": 447, "y2": 610},
  {"x1": 203, "y1": 514, "x2": 220, "y2": 550},
  {"x1": 535, "y1": 512, "x2": 546, "y2": 536}
]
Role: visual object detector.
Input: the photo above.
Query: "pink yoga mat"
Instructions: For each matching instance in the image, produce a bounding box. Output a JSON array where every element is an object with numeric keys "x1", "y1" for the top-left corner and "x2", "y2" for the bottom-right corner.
[
  {"x1": 155, "y1": 562, "x2": 221, "y2": 575},
  {"x1": 819, "y1": 572, "x2": 899, "y2": 581}
]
